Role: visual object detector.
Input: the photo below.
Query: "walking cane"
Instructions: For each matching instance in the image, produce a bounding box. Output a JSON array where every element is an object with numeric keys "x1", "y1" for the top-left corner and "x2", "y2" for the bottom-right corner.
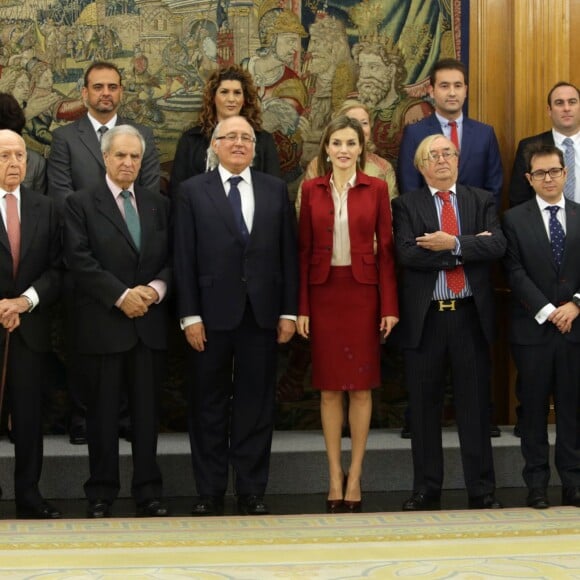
[{"x1": 0, "y1": 330, "x2": 10, "y2": 424}]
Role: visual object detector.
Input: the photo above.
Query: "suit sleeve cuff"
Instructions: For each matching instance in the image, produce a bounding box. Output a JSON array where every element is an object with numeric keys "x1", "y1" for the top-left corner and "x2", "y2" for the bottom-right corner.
[{"x1": 181, "y1": 315, "x2": 202, "y2": 330}]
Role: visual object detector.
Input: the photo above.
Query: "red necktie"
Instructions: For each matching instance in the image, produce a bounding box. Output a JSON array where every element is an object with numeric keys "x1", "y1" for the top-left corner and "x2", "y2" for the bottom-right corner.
[
  {"x1": 5, "y1": 193, "x2": 20, "y2": 277},
  {"x1": 436, "y1": 191, "x2": 465, "y2": 294},
  {"x1": 448, "y1": 121, "x2": 460, "y2": 150}
]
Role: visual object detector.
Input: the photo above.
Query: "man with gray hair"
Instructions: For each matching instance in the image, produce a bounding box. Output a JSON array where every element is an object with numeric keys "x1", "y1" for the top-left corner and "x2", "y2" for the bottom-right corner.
[
  {"x1": 174, "y1": 115, "x2": 298, "y2": 516},
  {"x1": 64, "y1": 125, "x2": 171, "y2": 518}
]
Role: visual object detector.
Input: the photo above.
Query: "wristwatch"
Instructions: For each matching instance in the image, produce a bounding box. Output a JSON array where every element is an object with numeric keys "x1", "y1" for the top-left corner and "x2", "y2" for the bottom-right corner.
[
  {"x1": 572, "y1": 295, "x2": 580, "y2": 309},
  {"x1": 20, "y1": 294, "x2": 33, "y2": 312}
]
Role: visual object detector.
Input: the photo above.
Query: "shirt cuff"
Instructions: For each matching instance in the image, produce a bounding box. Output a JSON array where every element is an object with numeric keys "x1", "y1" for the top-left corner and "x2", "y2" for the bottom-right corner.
[
  {"x1": 280, "y1": 315, "x2": 297, "y2": 322},
  {"x1": 21, "y1": 287, "x2": 39, "y2": 312},
  {"x1": 181, "y1": 315, "x2": 202, "y2": 330},
  {"x1": 535, "y1": 303, "x2": 556, "y2": 325},
  {"x1": 452, "y1": 237, "x2": 461, "y2": 256}
]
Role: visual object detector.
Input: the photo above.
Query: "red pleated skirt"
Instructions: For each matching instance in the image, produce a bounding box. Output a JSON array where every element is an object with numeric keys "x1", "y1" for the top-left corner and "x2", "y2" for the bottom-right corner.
[{"x1": 309, "y1": 266, "x2": 381, "y2": 391}]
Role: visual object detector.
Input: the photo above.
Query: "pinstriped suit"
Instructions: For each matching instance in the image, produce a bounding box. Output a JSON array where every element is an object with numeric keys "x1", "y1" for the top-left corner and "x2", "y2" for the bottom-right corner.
[{"x1": 392, "y1": 184, "x2": 506, "y2": 498}]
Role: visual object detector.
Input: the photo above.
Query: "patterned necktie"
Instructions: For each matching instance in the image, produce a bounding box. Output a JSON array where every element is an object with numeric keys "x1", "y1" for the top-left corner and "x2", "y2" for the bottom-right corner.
[
  {"x1": 448, "y1": 121, "x2": 460, "y2": 151},
  {"x1": 120, "y1": 190, "x2": 141, "y2": 250},
  {"x1": 547, "y1": 205, "x2": 565, "y2": 266},
  {"x1": 98, "y1": 126, "x2": 108, "y2": 142},
  {"x1": 4, "y1": 193, "x2": 20, "y2": 277},
  {"x1": 228, "y1": 176, "x2": 249, "y2": 243},
  {"x1": 563, "y1": 137, "x2": 576, "y2": 201},
  {"x1": 436, "y1": 191, "x2": 465, "y2": 294}
]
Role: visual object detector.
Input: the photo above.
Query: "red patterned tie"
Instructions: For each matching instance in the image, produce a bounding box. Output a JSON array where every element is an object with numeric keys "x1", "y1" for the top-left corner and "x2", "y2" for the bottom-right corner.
[
  {"x1": 448, "y1": 121, "x2": 460, "y2": 151},
  {"x1": 5, "y1": 193, "x2": 20, "y2": 277},
  {"x1": 436, "y1": 191, "x2": 465, "y2": 294}
]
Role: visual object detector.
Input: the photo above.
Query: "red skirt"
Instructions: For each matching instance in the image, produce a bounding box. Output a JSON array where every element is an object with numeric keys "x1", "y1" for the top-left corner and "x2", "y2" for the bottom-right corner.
[{"x1": 309, "y1": 266, "x2": 380, "y2": 391}]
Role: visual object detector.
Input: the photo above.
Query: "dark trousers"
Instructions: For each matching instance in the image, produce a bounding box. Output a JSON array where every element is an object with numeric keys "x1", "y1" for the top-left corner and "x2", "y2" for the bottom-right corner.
[
  {"x1": 188, "y1": 303, "x2": 277, "y2": 497},
  {"x1": 4, "y1": 331, "x2": 48, "y2": 508},
  {"x1": 83, "y1": 341, "x2": 164, "y2": 504},
  {"x1": 512, "y1": 335, "x2": 580, "y2": 489},
  {"x1": 404, "y1": 303, "x2": 496, "y2": 498}
]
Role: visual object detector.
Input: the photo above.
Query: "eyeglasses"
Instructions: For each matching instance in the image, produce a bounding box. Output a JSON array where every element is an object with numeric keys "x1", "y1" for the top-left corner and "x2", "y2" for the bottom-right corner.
[
  {"x1": 529, "y1": 167, "x2": 564, "y2": 181},
  {"x1": 215, "y1": 133, "x2": 256, "y2": 144},
  {"x1": 423, "y1": 150, "x2": 457, "y2": 163}
]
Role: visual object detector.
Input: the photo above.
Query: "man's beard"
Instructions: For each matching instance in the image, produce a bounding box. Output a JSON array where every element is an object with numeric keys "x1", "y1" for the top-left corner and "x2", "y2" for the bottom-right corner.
[{"x1": 357, "y1": 78, "x2": 387, "y2": 108}]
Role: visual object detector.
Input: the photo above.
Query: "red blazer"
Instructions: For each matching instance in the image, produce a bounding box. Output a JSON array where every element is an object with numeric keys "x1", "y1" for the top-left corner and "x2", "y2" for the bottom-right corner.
[{"x1": 298, "y1": 171, "x2": 398, "y2": 318}]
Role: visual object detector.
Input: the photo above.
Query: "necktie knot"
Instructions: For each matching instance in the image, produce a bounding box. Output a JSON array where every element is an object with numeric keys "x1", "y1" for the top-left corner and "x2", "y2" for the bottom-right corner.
[
  {"x1": 436, "y1": 190, "x2": 452, "y2": 203},
  {"x1": 547, "y1": 205, "x2": 560, "y2": 218},
  {"x1": 229, "y1": 176, "x2": 243, "y2": 187},
  {"x1": 98, "y1": 126, "x2": 108, "y2": 141},
  {"x1": 448, "y1": 121, "x2": 456, "y2": 128},
  {"x1": 120, "y1": 189, "x2": 132, "y2": 199},
  {"x1": 563, "y1": 137, "x2": 574, "y2": 148}
]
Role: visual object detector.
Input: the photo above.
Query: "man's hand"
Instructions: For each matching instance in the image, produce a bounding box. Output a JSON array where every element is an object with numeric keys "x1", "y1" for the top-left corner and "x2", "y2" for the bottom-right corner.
[
  {"x1": 548, "y1": 302, "x2": 580, "y2": 334},
  {"x1": 184, "y1": 322, "x2": 206, "y2": 352},
  {"x1": 119, "y1": 288, "x2": 149, "y2": 318},
  {"x1": 380, "y1": 315, "x2": 399, "y2": 339},
  {"x1": 0, "y1": 312, "x2": 20, "y2": 332},
  {"x1": 416, "y1": 231, "x2": 456, "y2": 251},
  {"x1": 297, "y1": 315, "x2": 309, "y2": 339},
  {"x1": 277, "y1": 318, "x2": 296, "y2": 344},
  {"x1": 134, "y1": 285, "x2": 159, "y2": 307},
  {"x1": 0, "y1": 297, "x2": 29, "y2": 331}
]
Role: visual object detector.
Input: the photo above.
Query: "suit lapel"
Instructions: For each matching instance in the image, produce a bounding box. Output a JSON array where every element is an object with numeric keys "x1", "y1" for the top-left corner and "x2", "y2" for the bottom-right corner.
[
  {"x1": 204, "y1": 170, "x2": 245, "y2": 244},
  {"x1": 18, "y1": 187, "x2": 40, "y2": 264},
  {"x1": 458, "y1": 119, "x2": 473, "y2": 176},
  {"x1": 95, "y1": 187, "x2": 137, "y2": 252},
  {"x1": 78, "y1": 116, "x2": 105, "y2": 168},
  {"x1": 562, "y1": 201, "x2": 580, "y2": 271},
  {"x1": 527, "y1": 200, "x2": 556, "y2": 271},
  {"x1": 418, "y1": 186, "x2": 440, "y2": 231}
]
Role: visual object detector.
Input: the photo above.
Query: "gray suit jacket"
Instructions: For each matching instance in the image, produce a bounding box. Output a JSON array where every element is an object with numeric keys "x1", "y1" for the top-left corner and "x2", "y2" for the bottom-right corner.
[
  {"x1": 47, "y1": 115, "x2": 160, "y2": 215},
  {"x1": 392, "y1": 184, "x2": 506, "y2": 348}
]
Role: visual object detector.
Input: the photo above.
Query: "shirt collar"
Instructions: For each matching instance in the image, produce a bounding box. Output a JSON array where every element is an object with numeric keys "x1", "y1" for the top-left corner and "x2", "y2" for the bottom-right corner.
[
  {"x1": 428, "y1": 184, "x2": 457, "y2": 197},
  {"x1": 1, "y1": 186, "x2": 21, "y2": 200},
  {"x1": 87, "y1": 113, "x2": 117, "y2": 133},
  {"x1": 106, "y1": 174, "x2": 134, "y2": 198},
  {"x1": 536, "y1": 194, "x2": 565, "y2": 212},
  {"x1": 218, "y1": 165, "x2": 252, "y2": 187},
  {"x1": 435, "y1": 111, "x2": 463, "y2": 128},
  {"x1": 329, "y1": 172, "x2": 357, "y2": 190}
]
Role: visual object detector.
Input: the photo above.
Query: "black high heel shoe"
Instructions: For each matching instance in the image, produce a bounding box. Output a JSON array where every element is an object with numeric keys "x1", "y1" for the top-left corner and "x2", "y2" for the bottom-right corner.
[
  {"x1": 326, "y1": 473, "x2": 347, "y2": 513},
  {"x1": 343, "y1": 474, "x2": 362, "y2": 513}
]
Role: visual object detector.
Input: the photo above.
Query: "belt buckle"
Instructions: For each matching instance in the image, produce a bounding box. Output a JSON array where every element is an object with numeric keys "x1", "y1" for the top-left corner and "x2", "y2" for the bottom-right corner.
[{"x1": 438, "y1": 299, "x2": 456, "y2": 312}]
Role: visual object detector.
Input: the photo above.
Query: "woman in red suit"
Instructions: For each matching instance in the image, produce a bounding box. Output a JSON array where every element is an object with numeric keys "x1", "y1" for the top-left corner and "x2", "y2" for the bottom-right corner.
[{"x1": 297, "y1": 116, "x2": 399, "y2": 512}]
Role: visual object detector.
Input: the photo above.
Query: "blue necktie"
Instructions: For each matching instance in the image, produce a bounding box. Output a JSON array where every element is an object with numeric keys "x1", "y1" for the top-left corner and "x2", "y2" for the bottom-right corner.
[
  {"x1": 547, "y1": 206, "x2": 565, "y2": 266},
  {"x1": 228, "y1": 176, "x2": 249, "y2": 243},
  {"x1": 120, "y1": 190, "x2": 141, "y2": 250},
  {"x1": 563, "y1": 138, "x2": 576, "y2": 201}
]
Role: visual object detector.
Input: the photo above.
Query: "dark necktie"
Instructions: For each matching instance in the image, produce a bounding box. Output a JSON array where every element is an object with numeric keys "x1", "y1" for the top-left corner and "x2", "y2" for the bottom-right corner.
[
  {"x1": 98, "y1": 125, "x2": 108, "y2": 142},
  {"x1": 120, "y1": 190, "x2": 141, "y2": 250},
  {"x1": 436, "y1": 191, "x2": 465, "y2": 294},
  {"x1": 448, "y1": 120, "x2": 460, "y2": 151},
  {"x1": 228, "y1": 176, "x2": 249, "y2": 243},
  {"x1": 5, "y1": 192, "x2": 20, "y2": 277},
  {"x1": 547, "y1": 205, "x2": 565, "y2": 266},
  {"x1": 563, "y1": 137, "x2": 576, "y2": 201}
]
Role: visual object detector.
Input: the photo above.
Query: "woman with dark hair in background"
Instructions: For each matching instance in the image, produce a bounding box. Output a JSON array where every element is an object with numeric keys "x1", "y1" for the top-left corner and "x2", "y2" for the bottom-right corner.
[
  {"x1": 169, "y1": 65, "x2": 281, "y2": 195},
  {"x1": 297, "y1": 115, "x2": 398, "y2": 512}
]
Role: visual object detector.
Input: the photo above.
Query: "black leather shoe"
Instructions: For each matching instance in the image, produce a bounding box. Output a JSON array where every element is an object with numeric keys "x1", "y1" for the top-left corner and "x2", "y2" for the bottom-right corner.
[
  {"x1": 400, "y1": 423, "x2": 412, "y2": 439},
  {"x1": 192, "y1": 496, "x2": 224, "y2": 516},
  {"x1": 17, "y1": 501, "x2": 62, "y2": 519},
  {"x1": 87, "y1": 499, "x2": 112, "y2": 518},
  {"x1": 137, "y1": 499, "x2": 168, "y2": 517},
  {"x1": 527, "y1": 488, "x2": 550, "y2": 509},
  {"x1": 69, "y1": 425, "x2": 87, "y2": 445},
  {"x1": 468, "y1": 493, "x2": 503, "y2": 509},
  {"x1": 402, "y1": 491, "x2": 441, "y2": 511},
  {"x1": 119, "y1": 425, "x2": 132, "y2": 442},
  {"x1": 513, "y1": 423, "x2": 521, "y2": 438},
  {"x1": 562, "y1": 487, "x2": 580, "y2": 507},
  {"x1": 237, "y1": 495, "x2": 270, "y2": 515},
  {"x1": 490, "y1": 424, "x2": 501, "y2": 438}
]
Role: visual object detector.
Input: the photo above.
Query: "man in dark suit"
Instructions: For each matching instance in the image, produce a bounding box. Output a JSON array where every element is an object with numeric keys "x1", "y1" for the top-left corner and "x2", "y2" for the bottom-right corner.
[
  {"x1": 503, "y1": 143, "x2": 580, "y2": 509},
  {"x1": 509, "y1": 82, "x2": 580, "y2": 207},
  {"x1": 397, "y1": 59, "x2": 503, "y2": 207},
  {"x1": 174, "y1": 115, "x2": 298, "y2": 516},
  {"x1": 48, "y1": 61, "x2": 160, "y2": 445},
  {"x1": 392, "y1": 134, "x2": 506, "y2": 511},
  {"x1": 64, "y1": 125, "x2": 170, "y2": 518},
  {"x1": 0, "y1": 130, "x2": 61, "y2": 518}
]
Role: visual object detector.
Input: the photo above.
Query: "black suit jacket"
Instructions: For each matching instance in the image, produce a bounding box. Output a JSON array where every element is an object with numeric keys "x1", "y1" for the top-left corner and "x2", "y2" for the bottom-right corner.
[
  {"x1": 392, "y1": 185, "x2": 506, "y2": 348},
  {"x1": 0, "y1": 187, "x2": 61, "y2": 352},
  {"x1": 63, "y1": 183, "x2": 171, "y2": 354},
  {"x1": 174, "y1": 168, "x2": 298, "y2": 330},
  {"x1": 509, "y1": 130, "x2": 554, "y2": 207},
  {"x1": 48, "y1": 115, "x2": 160, "y2": 215},
  {"x1": 503, "y1": 197, "x2": 580, "y2": 344}
]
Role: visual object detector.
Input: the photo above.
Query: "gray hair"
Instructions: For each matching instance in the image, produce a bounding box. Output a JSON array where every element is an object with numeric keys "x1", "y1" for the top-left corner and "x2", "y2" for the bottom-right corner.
[
  {"x1": 101, "y1": 124, "x2": 146, "y2": 155},
  {"x1": 205, "y1": 120, "x2": 256, "y2": 171}
]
